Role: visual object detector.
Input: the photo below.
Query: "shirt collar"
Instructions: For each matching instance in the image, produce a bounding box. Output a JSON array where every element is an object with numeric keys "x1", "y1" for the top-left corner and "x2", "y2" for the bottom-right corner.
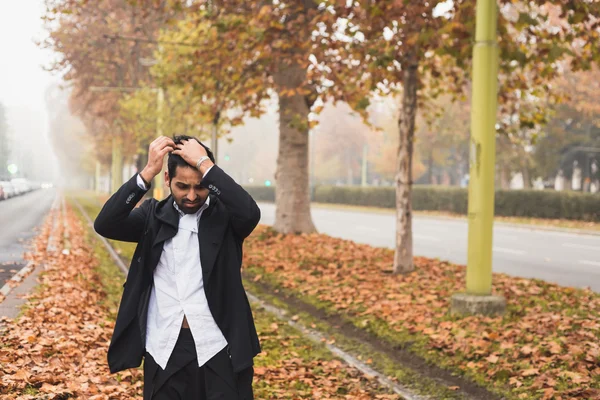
[{"x1": 172, "y1": 196, "x2": 210, "y2": 220}]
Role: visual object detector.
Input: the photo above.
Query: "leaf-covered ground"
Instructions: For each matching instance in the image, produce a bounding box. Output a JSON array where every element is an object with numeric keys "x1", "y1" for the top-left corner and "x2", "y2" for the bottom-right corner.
[
  {"x1": 0, "y1": 199, "x2": 401, "y2": 399},
  {"x1": 244, "y1": 226, "x2": 600, "y2": 400},
  {"x1": 0, "y1": 205, "x2": 143, "y2": 399}
]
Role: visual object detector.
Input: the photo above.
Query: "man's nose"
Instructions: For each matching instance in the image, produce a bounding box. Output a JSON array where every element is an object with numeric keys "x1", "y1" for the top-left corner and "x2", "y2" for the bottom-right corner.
[{"x1": 186, "y1": 189, "x2": 197, "y2": 201}]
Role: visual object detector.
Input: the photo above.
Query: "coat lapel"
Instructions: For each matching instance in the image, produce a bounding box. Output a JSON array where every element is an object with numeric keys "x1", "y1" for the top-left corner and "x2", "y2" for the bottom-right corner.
[
  {"x1": 152, "y1": 196, "x2": 179, "y2": 249},
  {"x1": 199, "y1": 195, "x2": 227, "y2": 283}
]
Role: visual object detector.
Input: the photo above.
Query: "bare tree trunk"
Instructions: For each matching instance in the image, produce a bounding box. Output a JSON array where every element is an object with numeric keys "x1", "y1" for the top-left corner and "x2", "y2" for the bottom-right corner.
[
  {"x1": 499, "y1": 162, "x2": 510, "y2": 189},
  {"x1": 393, "y1": 61, "x2": 418, "y2": 274},
  {"x1": 272, "y1": 61, "x2": 317, "y2": 234},
  {"x1": 428, "y1": 149, "x2": 434, "y2": 184},
  {"x1": 346, "y1": 149, "x2": 354, "y2": 185},
  {"x1": 451, "y1": 161, "x2": 461, "y2": 186},
  {"x1": 521, "y1": 155, "x2": 531, "y2": 189}
]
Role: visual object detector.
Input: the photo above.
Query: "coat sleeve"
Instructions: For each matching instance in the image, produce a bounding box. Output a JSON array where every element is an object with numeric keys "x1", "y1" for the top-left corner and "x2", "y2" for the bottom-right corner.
[
  {"x1": 94, "y1": 174, "x2": 152, "y2": 242},
  {"x1": 201, "y1": 165, "x2": 261, "y2": 239}
]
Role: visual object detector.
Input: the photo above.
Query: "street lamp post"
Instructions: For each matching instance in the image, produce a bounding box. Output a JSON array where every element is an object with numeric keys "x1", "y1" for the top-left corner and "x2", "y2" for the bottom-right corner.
[{"x1": 451, "y1": 0, "x2": 506, "y2": 316}]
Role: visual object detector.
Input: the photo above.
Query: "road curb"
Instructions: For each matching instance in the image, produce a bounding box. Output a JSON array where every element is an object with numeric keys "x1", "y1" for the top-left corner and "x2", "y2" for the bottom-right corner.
[
  {"x1": 0, "y1": 193, "x2": 62, "y2": 304},
  {"x1": 0, "y1": 261, "x2": 35, "y2": 298},
  {"x1": 72, "y1": 199, "x2": 129, "y2": 275},
  {"x1": 490, "y1": 220, "x2": 600, "y2": 236}
]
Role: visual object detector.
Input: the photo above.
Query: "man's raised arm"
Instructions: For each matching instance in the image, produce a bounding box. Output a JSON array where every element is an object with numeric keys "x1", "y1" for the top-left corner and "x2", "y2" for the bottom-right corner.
[
  {"x1": 94, "y1": 136, "x2": 175, "y2": 242},
  {"x1": 172, "y1": 139, "x2": 260, "y2": 239}
]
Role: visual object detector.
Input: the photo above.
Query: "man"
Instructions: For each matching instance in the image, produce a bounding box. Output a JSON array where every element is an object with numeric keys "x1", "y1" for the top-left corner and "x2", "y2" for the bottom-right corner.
[{"x1": 94, "y1": 135, "x2": 261, "y2": 399}]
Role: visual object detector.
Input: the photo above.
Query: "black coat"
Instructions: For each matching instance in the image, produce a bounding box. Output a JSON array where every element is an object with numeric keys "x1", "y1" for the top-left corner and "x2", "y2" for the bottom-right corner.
[{"x1": 94, "y1": 165, "x2": 261, "y2": 374}]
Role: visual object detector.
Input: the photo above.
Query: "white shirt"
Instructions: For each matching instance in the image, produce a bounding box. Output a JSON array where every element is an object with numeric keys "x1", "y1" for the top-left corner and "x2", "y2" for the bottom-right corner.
[{"x1": 136, "y1": 170, "x2": 228, "y2": 370}]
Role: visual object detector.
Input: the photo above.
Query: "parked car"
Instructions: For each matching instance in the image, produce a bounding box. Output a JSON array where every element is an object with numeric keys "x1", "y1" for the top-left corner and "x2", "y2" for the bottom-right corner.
[
  {"x1": 0, "y1": 181, "x2": 16, "y2": 199},
  {"x1": 10, "y1": 178, "x2": 30, "y2": 195}
]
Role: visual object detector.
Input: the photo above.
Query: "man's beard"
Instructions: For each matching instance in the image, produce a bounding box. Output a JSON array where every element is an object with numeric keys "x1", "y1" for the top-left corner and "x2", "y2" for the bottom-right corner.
[
  {"x1": 176, "y1": 198, "x2": 203, "y2": 214},
  {"x1": 169, "y1": 186, "x2": 204, "y2": 214}
]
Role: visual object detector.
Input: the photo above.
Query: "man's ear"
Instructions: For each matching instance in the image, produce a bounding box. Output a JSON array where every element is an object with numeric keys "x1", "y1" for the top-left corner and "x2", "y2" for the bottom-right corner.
[{"x1": 164, "y1": 170, "x2": 170, "y2": 187}]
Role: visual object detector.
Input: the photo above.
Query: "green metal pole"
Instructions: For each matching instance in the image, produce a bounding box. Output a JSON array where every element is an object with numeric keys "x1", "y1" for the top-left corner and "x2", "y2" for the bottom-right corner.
[{"x1": 466, "y1": 0, "x2": 499, "y2": 295}]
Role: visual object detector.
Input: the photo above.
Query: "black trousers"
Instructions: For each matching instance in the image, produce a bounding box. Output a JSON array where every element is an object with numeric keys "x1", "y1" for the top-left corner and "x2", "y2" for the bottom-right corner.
[{"x1": 143, "y1": 328, "x2": 254, "y2": 400}]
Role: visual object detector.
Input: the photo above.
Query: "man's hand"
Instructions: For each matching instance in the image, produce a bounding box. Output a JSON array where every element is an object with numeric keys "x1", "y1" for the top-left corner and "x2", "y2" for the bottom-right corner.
[
  {"x1": 139, "y1": 136, "x2": 175, "y2": 184},
  {"x1": 172, "y1": 139, "x2": 215, "y2": 174}
]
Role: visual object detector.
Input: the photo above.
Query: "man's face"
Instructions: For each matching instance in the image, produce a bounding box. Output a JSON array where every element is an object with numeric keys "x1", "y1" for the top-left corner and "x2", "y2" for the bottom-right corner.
[{"x1": 165, "y1": 166, "x2": 210, "y2": 214}]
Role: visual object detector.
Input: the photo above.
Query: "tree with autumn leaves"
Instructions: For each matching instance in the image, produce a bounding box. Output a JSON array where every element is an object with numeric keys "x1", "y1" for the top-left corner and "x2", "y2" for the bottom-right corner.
[
  {"x1": 321, "y1": 0, "x2": 600, "y2": 273},
  {"x1": 156, "y1": 1, "x2": 330, "y2": 234},
  {"x1": 43, "y1": 0, "x2": 600, "y2": 275},
  {"x1": 151, "y1": 0, "x2": 600, "y2": 274},
  {"x1": 148, "y1": 10, "x2": 272, "y2": 155},
  {"x1": 42, "y1": 0, "x2": 180, "y2": 190},
  {"x1": 534, "y1": 67, "x2": 600, "y2": 183}
]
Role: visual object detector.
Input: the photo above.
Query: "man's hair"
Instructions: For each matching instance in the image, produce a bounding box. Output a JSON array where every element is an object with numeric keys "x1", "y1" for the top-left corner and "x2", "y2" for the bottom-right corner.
[{"x1": 167, "y1": 135, "x2": 216, "y2": 178}]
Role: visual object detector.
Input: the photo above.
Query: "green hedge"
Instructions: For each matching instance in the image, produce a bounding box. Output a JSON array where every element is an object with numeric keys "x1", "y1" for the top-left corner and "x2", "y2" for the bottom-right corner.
[
  {"x1": 494, "y1": 189, "x2": 599, "y2": 221},
  {"x1": 243, "y1": 185, "x2": 599, "y2": 222},
  {"x1": 244, "y1": 186, "x2": 276, "y2": 202}
]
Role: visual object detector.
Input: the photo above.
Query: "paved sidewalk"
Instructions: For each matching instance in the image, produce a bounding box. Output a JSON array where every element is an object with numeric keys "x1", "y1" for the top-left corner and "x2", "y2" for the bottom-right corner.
[{"x1": 0, "y1": 263, "x2": 43, "y2": 321}]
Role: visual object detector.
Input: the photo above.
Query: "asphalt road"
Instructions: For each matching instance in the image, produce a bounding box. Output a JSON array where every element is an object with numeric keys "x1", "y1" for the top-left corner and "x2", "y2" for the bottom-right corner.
[
  {"x1": 0, "y1": 189, "x2": 56, "y2": 285},
  {"x1": 257, "y1": 202, "x2": 600, "y2": 292}
]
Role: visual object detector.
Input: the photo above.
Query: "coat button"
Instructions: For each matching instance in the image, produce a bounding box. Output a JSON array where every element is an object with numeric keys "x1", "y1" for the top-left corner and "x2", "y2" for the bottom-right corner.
[{"x1": 137, "y1": 257, "x2": 142, "y2": 263}]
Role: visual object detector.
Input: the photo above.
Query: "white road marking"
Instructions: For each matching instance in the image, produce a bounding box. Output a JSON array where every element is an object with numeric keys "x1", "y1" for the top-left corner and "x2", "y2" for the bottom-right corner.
[
  {"x1": 579, "y1": 260, "x2": 600, "y2": 267},
  {"x1": 495, "y1": 234, "x2": 518, "y2": 241},
  {"x1": 563, "y1": 243, "x2": 600, "y2": 251},
  {"x1": 493, "y1": 247, "x2": 526, "y2": 255}
]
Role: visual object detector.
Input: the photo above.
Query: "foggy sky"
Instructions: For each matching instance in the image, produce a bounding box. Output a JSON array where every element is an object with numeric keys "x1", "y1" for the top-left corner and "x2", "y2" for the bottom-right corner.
[{"x1": 0, "y1": 1, "x2": 60, "y2": 181}]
